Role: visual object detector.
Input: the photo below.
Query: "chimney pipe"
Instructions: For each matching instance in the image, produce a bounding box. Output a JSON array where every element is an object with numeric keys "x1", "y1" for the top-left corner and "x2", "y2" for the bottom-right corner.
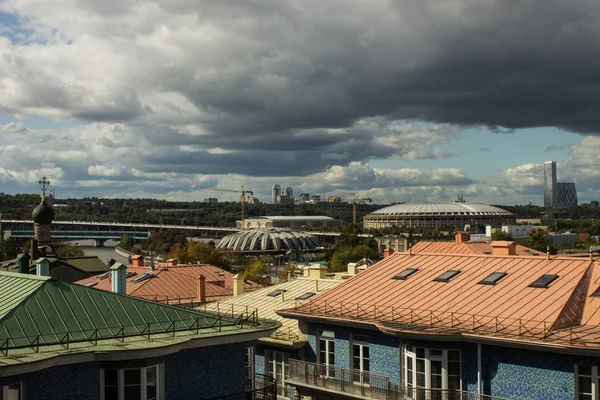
[
  {"x1": 281, "y1": 290, "x2": 285, "y2": 302},
  {"x1": 35, "y1": 257, "x2": 50, "y2": 277},
  {"x1": 18, "y1": 253, "x2": 31, "y2": 274},
  {"x1": 110, "y1": 263, "x2": 127, "y2": 295},
  {"x1": 233, "y1": 273, "x2": 244, "y2": 297},
  {"x1": 547, "y1": 246, "x2": 551, "y2": 260},
  {"x1": 384, "y1": 246, "x2": 393, "y2": 258},
  {"x1": 197, "y1": 275, "x2": 206, "y2": 302},
  {"x1": 316, "y1": 279, "x2": 319, "y2": 293}
]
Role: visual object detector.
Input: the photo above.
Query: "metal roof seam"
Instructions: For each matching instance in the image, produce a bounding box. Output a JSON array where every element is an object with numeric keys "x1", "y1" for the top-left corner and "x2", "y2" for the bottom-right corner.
[{"x1": 55, "y1": 285, "x2": 86, "y2": 336}]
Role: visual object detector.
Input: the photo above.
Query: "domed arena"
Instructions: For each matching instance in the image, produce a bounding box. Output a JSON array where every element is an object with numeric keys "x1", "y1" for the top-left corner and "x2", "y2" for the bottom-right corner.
[
  {"x1": 217, "y1": 228, "x2": 321, "y2": 253},
  {"x1": 363, "y1": 202, "x2": 515, "y2": 230}
]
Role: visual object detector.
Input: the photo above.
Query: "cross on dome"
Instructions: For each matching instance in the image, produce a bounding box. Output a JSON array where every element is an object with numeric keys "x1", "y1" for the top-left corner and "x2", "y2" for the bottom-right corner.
[{"x1": 38, "y1": 176, "x2": 51, "y2": 197}]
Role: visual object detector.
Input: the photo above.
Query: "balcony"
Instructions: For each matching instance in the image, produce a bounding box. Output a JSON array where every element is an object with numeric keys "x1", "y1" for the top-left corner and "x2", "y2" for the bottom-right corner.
[
  {"x1": 211, "y1": 374, "x2": 277, "y2": 400},
  {"x1": 287, "y1": 360, "x2": 508, "y2": 400}
]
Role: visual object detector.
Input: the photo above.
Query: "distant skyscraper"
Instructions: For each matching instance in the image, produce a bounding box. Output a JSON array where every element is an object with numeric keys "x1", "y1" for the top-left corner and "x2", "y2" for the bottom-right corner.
[
  {"x1": 544, "y1": 161, "x2": 556, "y2": 207},
  {"x1": 272, "y1": 184, "x2": 281, "y2": 204},
  {"x1": 544, "y1": 161, "x2": 577, "y2": 207}
]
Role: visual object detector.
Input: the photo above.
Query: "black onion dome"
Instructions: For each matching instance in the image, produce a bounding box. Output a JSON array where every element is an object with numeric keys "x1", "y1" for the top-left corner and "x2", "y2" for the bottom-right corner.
[{"x1": 32, "y1": 199, "x2": 54, "y2": 224}]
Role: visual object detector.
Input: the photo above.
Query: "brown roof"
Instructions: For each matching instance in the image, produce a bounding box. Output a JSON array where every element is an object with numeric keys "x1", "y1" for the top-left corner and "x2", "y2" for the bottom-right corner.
[
  {"x1": 410, "y1": 240, "x2": 545, "y2": 256},
  {"x1": 75, "y1": 264, "x2": 261, "y2": 303},
  {"x1": 280, "y1": 252, "x2": 600, "y2": 351}
]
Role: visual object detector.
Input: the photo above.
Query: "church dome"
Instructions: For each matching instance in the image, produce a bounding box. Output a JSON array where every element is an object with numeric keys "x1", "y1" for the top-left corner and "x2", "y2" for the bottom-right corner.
[{"x1": 32, "y1": 199, "x2": 54, "y2": 224}]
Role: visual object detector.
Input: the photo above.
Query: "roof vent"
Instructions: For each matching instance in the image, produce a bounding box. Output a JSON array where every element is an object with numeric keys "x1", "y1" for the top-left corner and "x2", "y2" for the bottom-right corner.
[
  {"x1": 433, "y1": 270, "x2": 461, "y2": 282},
  {"x1": 529, "y1": 274, "x2": 558, "y2": 288}
]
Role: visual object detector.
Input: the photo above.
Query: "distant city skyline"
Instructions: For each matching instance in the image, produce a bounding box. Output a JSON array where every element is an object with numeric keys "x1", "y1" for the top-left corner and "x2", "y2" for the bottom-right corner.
[{"x1": 1, "y1": 2, "x2": 600, "y2": 205}]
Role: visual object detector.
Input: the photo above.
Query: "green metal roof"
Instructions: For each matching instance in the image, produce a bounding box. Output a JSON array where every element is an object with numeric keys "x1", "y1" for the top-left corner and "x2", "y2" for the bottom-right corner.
[{"x1": 0, "y1": 271, "x2": 278, "y2": 354}]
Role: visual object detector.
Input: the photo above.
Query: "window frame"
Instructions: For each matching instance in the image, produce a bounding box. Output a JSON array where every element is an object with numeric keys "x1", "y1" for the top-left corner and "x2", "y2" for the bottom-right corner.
[
  {"x1": 0, "y1": 383, "x2": 22, "y2": 400},
  {"x1": 575, "y1": 365, "x2": 600, "y2": 400},
  {"x1": 317, "y1": 330, "x2": 336, "y2": 378},
  {"x1": 265, "y1": 349, "x2": 290, "y2": 398},
  {"x1": 350, "y1": 334, "x2": 370, "y2": 385},
  {"x1": 100, "y1": 364, "x2": 162, "y2": 400},
  {"x1": 403, "y1": 346, "x2": 462, "y2": 394}
]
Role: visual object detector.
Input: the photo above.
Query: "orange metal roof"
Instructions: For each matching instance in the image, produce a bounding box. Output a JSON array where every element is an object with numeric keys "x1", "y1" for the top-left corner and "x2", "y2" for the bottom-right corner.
[
  {"x1": 410, "y1": 241, "x2": 545, "y2": 256},
  {"x1": 75, "y1": 264, "x2": 261, "y2": 303},
  {"x1": 281, "y1": 252, "x2": 600, "y2": 350}
]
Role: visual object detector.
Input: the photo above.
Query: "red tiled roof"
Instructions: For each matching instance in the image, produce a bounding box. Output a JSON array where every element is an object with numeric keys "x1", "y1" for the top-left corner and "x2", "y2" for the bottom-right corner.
[
  {"x1": 75, "y1": 264, "x2": 260, "y2": 303},
  {"x1": 280, "y1": 252, "x2": 600, "y2": 350}
]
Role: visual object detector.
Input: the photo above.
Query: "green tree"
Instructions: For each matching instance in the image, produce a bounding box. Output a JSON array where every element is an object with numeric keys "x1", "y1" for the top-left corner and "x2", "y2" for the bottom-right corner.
[
  {"x1": 278, "y1": 262, "x2": 296, "y2": 281},
  {"x1": 491, "y1": 230, "x2": 514, "y2": 241},
  {"x1": 244, "y1": 257, "x2": 270, "y2": 285},
  {"x1": 54, "y1": 243, "x2": 85, "y2": 258},
  {"x1": 120, "y1": 233, "x2": 134, "y2": 251},
  {"x1": 0, "y1": 239, "x2": 21, "y2": 261},
  {"x1": 168, "y1": 240, "x2": 233, "y2": 270},
  {"x1": 527, "y1": 228, "x2": 555, "y2": 253},
  {"x1": 144, "y1": 230, "x2": 186, "y2": 254}
]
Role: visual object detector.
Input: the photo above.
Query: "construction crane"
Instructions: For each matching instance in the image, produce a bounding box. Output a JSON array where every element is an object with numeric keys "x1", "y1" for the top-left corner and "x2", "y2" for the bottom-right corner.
[
  {"x1": 349, "y1": 193, "x2": 373, "y2": 225},
  {"x1": 199, "y1": 186, "x2": 254, "y2": 229}
]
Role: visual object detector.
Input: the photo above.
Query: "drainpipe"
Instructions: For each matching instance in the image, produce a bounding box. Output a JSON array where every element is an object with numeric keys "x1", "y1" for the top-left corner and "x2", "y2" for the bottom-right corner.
[{"x1": 477, "y1": 343, "x2": 482, "y2": 395}]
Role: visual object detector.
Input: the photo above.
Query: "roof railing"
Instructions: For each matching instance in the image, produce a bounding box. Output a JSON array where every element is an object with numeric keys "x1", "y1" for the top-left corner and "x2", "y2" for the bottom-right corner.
[
  {"x1": 0, "y1": 309, "x2": 262, "y2": 356},
  {"x1": 290, "y1": 299, "x2": 598, "y2": 346}
]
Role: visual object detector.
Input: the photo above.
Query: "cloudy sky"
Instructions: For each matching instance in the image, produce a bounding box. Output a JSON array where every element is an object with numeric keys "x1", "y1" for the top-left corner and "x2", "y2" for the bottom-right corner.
[{"x1": 1, "y1": 0, "x2": 599, "y2": 205}]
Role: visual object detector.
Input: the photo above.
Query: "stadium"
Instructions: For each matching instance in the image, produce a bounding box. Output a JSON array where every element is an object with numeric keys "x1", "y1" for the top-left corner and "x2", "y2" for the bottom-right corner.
[{"x1": 363, "y1": 202, "x2": 515, "y2": 230}]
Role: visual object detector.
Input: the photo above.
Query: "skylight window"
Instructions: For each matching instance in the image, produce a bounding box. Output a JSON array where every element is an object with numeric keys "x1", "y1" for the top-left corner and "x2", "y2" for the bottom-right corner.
[
  {"x1": 479, "y1": 272, "x2": 507, "y2": 285},
  {"x1": 131, "y1": 273, "x2": 154, "y2": 283},
  {"x1": 524, "y1": 250, "x2": 539, "y2": 256},
  {"x1": 97, "y1": 272, "x2": 109, "y2": 280},
  {"x1": 433, "y1": 270, "x2": 461, "y2": 282},
  {"x1": 591, "y1": 286, "x2": 600, "y2": 297},
  {"x1": 392, "y1": 268, "x2": 418, "y2": 280},
  {"x1": 83, "y1": 282, "x2": 98, "y2": 288},
  {"x1": 267, "y1": 290, "x2": 286, "y2": 297},
  {"x1": 296, "y1": 292, "x2": 316, "y2": 300},
  {"x1": 529, "y1": 274, "x2": 558, "y2": 288}
]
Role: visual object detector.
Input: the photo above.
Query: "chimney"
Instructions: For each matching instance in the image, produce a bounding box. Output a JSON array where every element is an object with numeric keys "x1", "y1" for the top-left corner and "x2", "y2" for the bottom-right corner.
[
  {"x1": 308, "y1": 264, "x2": 327, "y2": 280},
  {"x1": 455, "y1": 231, "x2": 470, "y2": 244},
  {"x1": 35, "y1": 257, "x2": 50, "y2": 277},
  {"x1": 491, "y1": 241, "x2": 517, "y2": 256},
  {"x1": 197, "y1": 275, "x2": 206, "y2": 302},
  {"x1": 31, "y1": 239, "x2": 39, "y2": 261},
  {"x1": 110, "y1": 262, "x2": 127, "y2": 295},
  {"x1": 384, "y1": 246, "x2": 393, "y2": 258},
  {"x1": 347, "y1": 262, "x2": 358, "y2": 275},
  {"x1": 547, "y1": 246, "x2": 551, "y2": 260},
  {"x1": 281, "y1": 290, "x2": 285, "y2": 302},
  {"x1": 233, "y1": 273, "x2": 244, "y2": 296},
  {"x1": 17, "y1": 253, "x2": 31, "y2": 274},
  {"x1": 131, "y1": 255, "x2": 144, "y2": 267},
  {"x1": 315, "y1": 279, "x2": 319, "y2": 292},
  {"x1": 167, "y1": 258, "x2": 178, "y2": 268}
]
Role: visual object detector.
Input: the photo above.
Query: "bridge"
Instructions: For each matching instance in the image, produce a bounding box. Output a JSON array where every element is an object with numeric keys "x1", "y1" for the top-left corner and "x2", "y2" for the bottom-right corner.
[{"x1": 1, "y1": 220, "x2": 348, "y2": 246}]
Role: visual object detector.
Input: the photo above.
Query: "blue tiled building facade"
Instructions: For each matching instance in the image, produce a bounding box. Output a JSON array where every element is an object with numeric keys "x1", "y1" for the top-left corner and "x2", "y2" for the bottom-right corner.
[
  {"x1": 0, "y1": 342, "x2": 253, "y2": 400},
  {"x1": 296, "y1": 322, "x2": 600, "y2": 400}
]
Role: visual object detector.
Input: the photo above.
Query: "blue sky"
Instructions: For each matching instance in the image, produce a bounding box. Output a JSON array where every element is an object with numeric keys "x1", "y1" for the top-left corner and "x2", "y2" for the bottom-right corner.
[{"x1": 1, "y1": 1, "x2": 599, "y2": 205}]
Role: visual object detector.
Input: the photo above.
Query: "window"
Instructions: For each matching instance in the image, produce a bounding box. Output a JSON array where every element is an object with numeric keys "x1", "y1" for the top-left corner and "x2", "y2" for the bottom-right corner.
[
  {"x1": 591, "y1": 287, "x2": 600, "y2": 298},
  {"x1": 403, "y1": 346, "x2": 461, "y2": 399},
  {"x1": 266, "y1": 350, "x2": 290, "y2": 398},
  {"x1": 296, "y1": 292, "x2": 316, "y2": 300},
  {"x1": 101, "y1": 365, "x2": 161, "y2": 400},
  {"x1": 318, "y1": 330, "x2": 335, "y2": 378},
  {"x1": 245, "y1": 347, "x2": 255, "y2": 388},
  {"x1": 392, "y1": 268, "x2": 419, "y2": 280},
  {"x1": 478, "y1": 272, "x2": 508, "y2": 285},
  {"x1": 351, "y1": 335, "x2": 370, "y2": 385},
  {"x1": 0, "y1": 383, "x2": 21, "y2": 400},
  {"x1": 267, "y1": 290, "x2": 285, "y2": 297},
  {"x1": 433, "y1": 270, "x2": 461, "y2": 282},
  {"x1": 576, "y1": 365, "x2": 600, "y2": 400},
  {"x1": 131, "y1": 273, "x2": 154, "y2": 283},
  {"x1": 529, "y1": 274, "x2": 558, "y2": 288}
]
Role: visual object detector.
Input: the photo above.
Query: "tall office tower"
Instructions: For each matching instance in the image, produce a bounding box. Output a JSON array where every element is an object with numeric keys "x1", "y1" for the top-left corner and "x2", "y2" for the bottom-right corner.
[
  {"x1": 272, "y1": 184, "x2": 281, "y2": 204},
  {"x1": 556, "y1": 183, "x2": 578, "y2": 207},
  {"x1": 544, "y1": 161, "x2": 557, "y2": 207}
]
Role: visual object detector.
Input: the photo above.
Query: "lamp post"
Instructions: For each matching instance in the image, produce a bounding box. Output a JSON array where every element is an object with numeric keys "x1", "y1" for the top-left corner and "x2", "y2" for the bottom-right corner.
[{"x1": 0, "y1": 212, "x2": 2, "y2": 244}]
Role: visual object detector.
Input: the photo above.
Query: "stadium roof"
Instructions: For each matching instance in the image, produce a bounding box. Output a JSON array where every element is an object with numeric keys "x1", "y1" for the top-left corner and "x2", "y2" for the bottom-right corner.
[
  {"x1": 218, "y1": 228, "x2": 321, "y2": 252},
  {"x1": 368, "y1": 202, "x2": 513, "y2": 216}
]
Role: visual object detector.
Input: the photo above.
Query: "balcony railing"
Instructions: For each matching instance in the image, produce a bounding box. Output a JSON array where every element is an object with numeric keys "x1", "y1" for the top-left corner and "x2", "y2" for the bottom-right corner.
[
  {"x1": 288, "y1": 360, "x2": 509, "y2": 400},
  {"x1": 210, "y1": 374, "x2": 277, "y2": 400}
]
